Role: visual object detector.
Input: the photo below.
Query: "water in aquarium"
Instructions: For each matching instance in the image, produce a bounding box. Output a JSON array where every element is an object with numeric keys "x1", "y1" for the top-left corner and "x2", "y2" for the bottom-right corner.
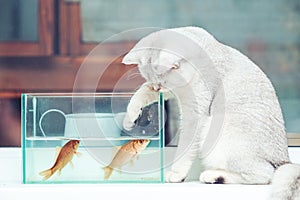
[{"x1": 22, "y1": 93, "x2": 164, "y2": 184}]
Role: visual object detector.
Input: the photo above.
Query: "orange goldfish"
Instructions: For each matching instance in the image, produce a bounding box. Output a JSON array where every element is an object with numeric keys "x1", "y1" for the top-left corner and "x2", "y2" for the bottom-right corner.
[
  {"x1": 103, "y1": 139, "x2": 150, "y2": 180},
  {"x1": 39, "y1": 140, "x2": 81, "y2": 180}
]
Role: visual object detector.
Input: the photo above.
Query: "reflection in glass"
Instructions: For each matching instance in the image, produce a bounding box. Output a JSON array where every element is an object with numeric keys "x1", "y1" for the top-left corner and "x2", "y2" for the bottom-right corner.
[
  {"x1": 0, "y1": 0, "x2": 38, "y2": 41},
  {"x1": 81, "y1": 0, "x2": 300, "y2": 132}
]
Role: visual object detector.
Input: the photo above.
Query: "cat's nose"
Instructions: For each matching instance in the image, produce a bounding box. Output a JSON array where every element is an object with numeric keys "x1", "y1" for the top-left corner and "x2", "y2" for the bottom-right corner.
[{"x1": 152, "y1": 84, "x2": 162, "y2": 92}]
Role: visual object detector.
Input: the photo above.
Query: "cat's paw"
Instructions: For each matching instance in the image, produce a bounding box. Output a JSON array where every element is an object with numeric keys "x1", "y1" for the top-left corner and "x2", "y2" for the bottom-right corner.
[
  {"x1": 123, "y1": 113, "x2": 137, "y2": 130},
  {"x1": 123, "y1": 106, "x2": 142, "y2": 131},
  {"x1": 199, "y1": 170, "x2": 226, "y2": 184},
  {"x1": 165, "y1": 171, "x2": 186, "y2": 183}
]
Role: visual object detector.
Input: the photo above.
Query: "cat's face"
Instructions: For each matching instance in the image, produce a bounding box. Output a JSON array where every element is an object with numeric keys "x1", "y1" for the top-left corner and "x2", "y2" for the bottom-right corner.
[
  {"x1": 122, "y1": 29, "x2": 215, "y2": 92},
  {"x1": 123, "y1": 48, "x2": 196, "y2": 92}
]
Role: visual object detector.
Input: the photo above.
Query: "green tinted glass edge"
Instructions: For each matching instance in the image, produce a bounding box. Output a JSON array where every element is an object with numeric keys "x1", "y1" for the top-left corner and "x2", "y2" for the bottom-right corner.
[
  {"x1": 159, "y1": 92, "x2": 164, "y2": 183},
  {"x1": 21, "y1": 93, "x2": 27, "y2": 184}
]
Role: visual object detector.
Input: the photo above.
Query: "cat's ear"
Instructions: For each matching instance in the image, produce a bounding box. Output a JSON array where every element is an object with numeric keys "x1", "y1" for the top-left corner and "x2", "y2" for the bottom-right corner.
[{"x1": 122, "y1": 51, "x2": 140, "y2": 65}]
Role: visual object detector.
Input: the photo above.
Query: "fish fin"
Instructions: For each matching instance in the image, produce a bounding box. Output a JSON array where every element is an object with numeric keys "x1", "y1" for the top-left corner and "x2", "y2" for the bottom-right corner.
[
  {"x1": 57, "y1": 169, "x2": 62, "y2": 176},
  {"x1": 110, "y1": 146, "x2": 121, "y2": 160},
  {"x1": 132, "y1": 154, "x2": 139, "y2": 161},
  {"x1": 128, "y1": 154, "x2": 138, "y2": 167},
  {"x1": 115, "y1": 146, "x2": 122, "y2": 150},
  {"x1": 130, "y1": 159, "x2": 135, "y2": 167},
  {"x1": 69, "y1": 161, "x2": 74, "y2": 169},
  {"x1": 103, "y1": 166, "x2": 113, "y2": 180},
  {"x1": 112, "y1": 146, "x2": 121, "y2": 155},
  {"x1": 54, "y1": 147, "x2": 62, "y2": 161},
  {"x1": 75, "y1": 151, "x2": 82, "y2": 157},
  {"x1": 39, "y1": 169, "x2": 53, "y2": 180},
  {"x1": 136, "y1": 154, "x2": 140, "y2": 160}
]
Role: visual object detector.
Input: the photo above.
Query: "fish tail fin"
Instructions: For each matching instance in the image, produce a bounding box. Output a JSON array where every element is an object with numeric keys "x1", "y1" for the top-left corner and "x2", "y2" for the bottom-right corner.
[
  {"x1": 39, "y1": 169, "x2": 53, "y2": 180},
  {"x1": 103, "y1": 166, "x2": 113, "y2": 180}
]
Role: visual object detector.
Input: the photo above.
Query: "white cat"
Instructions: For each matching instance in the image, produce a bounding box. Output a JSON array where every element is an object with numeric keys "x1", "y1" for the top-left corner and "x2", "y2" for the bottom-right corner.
[{"x1": 122, "y1": 27, "x2": 300, "y2": 200}]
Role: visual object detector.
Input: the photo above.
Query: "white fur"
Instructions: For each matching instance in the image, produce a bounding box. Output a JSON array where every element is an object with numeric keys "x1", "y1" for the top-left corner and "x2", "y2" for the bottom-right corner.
[
  {"x1": 268, "y1": 164, "x2": 300, "y2": 200},
  {"x1": 122, "y1": 27, "x2": 300, "y2": 199}
]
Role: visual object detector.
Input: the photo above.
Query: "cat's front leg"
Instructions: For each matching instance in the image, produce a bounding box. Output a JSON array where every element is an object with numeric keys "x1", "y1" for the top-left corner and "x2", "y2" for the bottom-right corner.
[
  {"x1": 123, "y1": 83, "x2": 160, "y2": 130},
  {"x1": 165, "y1": 156, "x2": 194, "y2": 183},
  {"x1": 165, "y1": 114, "x2": 207, "y2": 182},
  {"x1": 165, "y1": 127, "x2": 199, "y2": 182}
]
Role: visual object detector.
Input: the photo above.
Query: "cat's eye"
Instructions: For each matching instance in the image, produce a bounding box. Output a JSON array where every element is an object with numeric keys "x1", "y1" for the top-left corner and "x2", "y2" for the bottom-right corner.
[{"x1": 171, "y1": 63, "x2": 180, "y2": 69}]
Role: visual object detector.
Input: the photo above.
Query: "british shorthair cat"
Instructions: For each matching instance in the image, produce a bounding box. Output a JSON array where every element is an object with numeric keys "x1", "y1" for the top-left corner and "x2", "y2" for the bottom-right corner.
[{"x1": 122, "y1": 27, "x2": 300, "y2": 200}]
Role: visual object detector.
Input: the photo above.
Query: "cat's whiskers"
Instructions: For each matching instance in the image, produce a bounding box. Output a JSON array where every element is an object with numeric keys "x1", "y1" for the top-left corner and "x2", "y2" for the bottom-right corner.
[{"x1": 126, "y1": 72, "x2": 142, "y2": 80}]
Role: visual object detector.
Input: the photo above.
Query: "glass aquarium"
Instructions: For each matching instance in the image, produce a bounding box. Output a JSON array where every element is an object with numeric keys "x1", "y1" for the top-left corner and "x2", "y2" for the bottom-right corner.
[{"x1": 21, "y1": 93, "x2": 164, "y2": 184}]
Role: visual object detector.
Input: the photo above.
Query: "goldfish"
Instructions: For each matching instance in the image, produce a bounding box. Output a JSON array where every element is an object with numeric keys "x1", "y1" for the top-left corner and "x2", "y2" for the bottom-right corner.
[
  {"x1": 103, "y1": 139, "x2": 150, "y2": 180},
  {"x1": 39, "y1": 140, "x2": 81, "y2": 180}
]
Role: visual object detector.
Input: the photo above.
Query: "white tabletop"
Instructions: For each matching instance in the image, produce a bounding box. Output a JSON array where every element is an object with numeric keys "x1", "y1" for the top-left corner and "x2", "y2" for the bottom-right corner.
[{"x1": 0, "y1": 147, "x2": 299, "y2": 200}]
